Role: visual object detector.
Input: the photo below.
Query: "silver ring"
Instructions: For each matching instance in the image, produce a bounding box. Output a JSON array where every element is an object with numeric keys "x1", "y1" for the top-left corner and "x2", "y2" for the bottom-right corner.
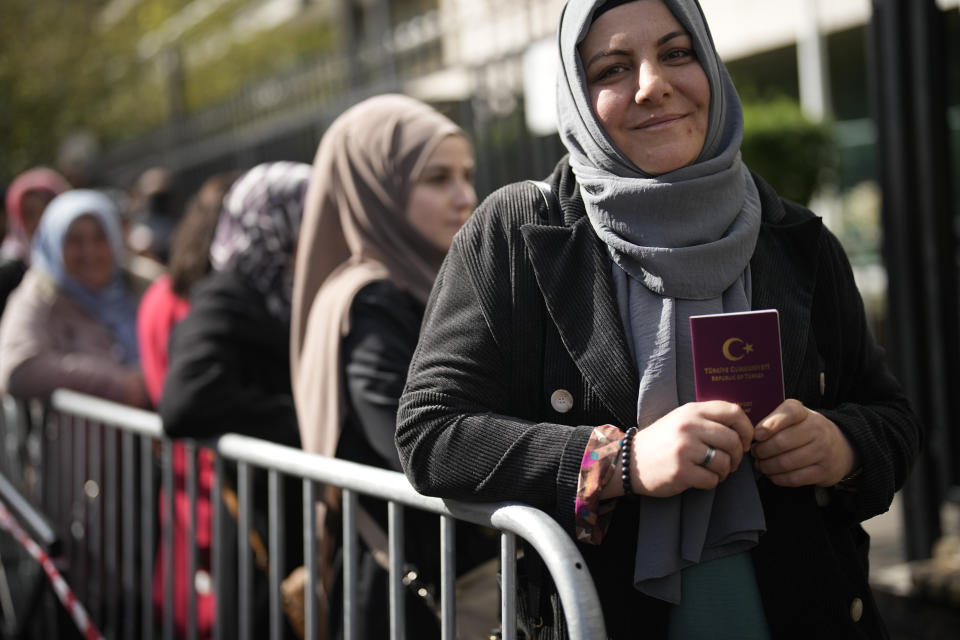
[{"x1": 699, "y1": 445, "x2": 717, "y2": 467}]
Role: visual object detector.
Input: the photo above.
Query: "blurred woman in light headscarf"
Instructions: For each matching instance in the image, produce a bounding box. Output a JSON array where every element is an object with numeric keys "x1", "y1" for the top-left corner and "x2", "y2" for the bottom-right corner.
[
  {"x1": 0, "y1": 189, "x2": 147, "y2": 406},
  {"x1": 0, "y1": 167, "x2": 71, "y2": 316}
]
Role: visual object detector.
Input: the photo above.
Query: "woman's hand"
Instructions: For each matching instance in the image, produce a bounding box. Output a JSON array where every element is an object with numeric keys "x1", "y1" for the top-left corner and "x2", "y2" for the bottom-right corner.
[
  {"x1": 626, "y1": 401, "x2": 754, "y2": 498},
  {"x1": 751, "y1": 399, "x2": 858, "y2": 487}
]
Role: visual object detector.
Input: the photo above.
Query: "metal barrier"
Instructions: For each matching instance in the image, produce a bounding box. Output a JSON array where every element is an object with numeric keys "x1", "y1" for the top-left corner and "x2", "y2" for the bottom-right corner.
[{"x1": 0, "y1": 389, "x2": 605, "y2": 640}]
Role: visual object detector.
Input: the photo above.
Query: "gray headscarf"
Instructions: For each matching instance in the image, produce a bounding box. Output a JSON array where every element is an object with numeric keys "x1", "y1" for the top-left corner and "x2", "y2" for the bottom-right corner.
[{"x1": 556, "y1": 0, "x2": 770, "y2": 603}]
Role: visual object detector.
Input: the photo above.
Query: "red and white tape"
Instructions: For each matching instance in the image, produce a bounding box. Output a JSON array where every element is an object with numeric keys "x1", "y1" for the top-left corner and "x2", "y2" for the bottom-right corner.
[{"x1": 0, "y1": 500, "x2": 103, "y2": 640}]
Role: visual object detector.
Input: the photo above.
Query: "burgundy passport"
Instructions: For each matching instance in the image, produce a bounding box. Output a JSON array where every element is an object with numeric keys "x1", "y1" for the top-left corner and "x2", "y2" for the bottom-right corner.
[{"x1": 689, "y1": 309, "x2": 785, "y2": 425}]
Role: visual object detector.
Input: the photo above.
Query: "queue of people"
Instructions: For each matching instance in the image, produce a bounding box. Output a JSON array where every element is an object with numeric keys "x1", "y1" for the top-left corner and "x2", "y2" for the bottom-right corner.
[{"x1": 0, "y1": 1, "x2": 922, "y2": 638}]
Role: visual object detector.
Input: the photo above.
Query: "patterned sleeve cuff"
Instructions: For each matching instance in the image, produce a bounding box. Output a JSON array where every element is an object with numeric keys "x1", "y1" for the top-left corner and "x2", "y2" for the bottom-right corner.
[{"x1": 574, "y1": 424, "x2": 624, "y2": 545}]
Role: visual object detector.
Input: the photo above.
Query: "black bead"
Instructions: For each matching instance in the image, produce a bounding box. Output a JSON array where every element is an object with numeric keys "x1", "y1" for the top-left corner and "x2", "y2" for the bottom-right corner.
[{"x1": 620, "y1": 427, "x2": 637, "y2": 497}]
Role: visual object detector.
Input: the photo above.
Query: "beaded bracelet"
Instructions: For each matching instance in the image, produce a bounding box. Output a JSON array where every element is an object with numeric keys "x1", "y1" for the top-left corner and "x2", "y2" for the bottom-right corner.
[{"x1": 620, "y1": 426, "x2": 638, "y2": 497}]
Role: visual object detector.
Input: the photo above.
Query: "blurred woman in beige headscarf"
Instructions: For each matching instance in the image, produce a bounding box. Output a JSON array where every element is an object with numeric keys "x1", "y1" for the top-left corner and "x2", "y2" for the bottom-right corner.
[{"x1": 291, "y1": 94, "x2": 492, "y2": 639}]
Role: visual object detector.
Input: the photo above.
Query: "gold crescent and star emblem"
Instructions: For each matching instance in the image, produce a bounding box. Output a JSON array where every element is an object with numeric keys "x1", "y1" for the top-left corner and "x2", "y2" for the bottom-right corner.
[{"x1": 722, "y1": 337, "x2": 754, "y2": 362}]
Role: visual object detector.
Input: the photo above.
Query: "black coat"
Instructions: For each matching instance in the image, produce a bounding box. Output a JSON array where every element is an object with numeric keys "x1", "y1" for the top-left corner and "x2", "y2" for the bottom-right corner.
[
  {"x1": 160, "y1": 269, "x2": 300, "y2": 446},
  {"x1": 396, "y1": 159, "x2": 922, "y2": 639},
  {"x1": 158, "y1": 269, "x2": 302, "y2": 639},
  {"x1": 0, "y1": 257, "x2": 26, "y2": 318},
  {"x1": 326, "y1": 280, "x2": 498, "y2": 639}
]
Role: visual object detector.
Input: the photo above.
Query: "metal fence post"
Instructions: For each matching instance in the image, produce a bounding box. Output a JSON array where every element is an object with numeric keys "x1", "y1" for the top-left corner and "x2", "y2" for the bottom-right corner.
[
  {"x1": 268, "y1": 469, "x2": 284, "y2": 640},
  {"x1": 303, "y1": 479, "x2": 317, "y2": 640},
  {"x1": 869, "y1": 0, "x2": 958, "y2": 560},
  {"x1": 141, "y1": 436, "x2": 155, "y2": 640},
  {"x1": 237, "y1": 462, "x2": 254, "y2": 640},
  {"x1": 388, "y1": 501, "x2": 406, "y2": 640},
  {"x1": 185, "y1": 442, "x2": 198, "y2": 640}
]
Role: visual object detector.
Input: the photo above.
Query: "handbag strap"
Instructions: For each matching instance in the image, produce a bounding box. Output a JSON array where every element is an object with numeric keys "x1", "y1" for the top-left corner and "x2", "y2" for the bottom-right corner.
[
  {"x1": 528, "y1": 180, "x2": 560, "y2": 222},
  {"x1": 520, "y1": 180, "x2": 560, "y2": 634}
]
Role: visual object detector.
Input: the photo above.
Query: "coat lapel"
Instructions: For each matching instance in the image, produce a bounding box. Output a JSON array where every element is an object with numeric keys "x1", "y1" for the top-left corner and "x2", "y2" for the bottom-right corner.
[
  {"x1": 750, "y1": 206, "x2": 823, "y2": 398},
  {"x1": 521, "y1": 217, "x2": 639, "y2": 426}
]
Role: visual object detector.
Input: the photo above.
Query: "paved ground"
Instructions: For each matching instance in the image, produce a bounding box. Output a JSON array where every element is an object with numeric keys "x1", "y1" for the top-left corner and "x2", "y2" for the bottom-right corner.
[
  {"x1": 864, "y1": 492, "x2": 907, "y2": 574},
  {"x1": 864, "y1": 493, "x2": 960, "y2": 640}
]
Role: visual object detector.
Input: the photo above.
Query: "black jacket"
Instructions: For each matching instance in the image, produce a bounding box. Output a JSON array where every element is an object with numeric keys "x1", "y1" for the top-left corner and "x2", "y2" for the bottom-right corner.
[
  {"x1": 160, "y1": 269, "x2": 299, "y2": 447},
  {"x1": 0, "y1": 257, "x2": 26, "y2": 318},
  {"x1": 158, "y1": 269, "x2": 302, "y2": 639},
  {"x1": 396, "y1": 159, "x2": 922, "y2": 639},
  {"x1": 326, "y1": 280, "x2": 497, "y2": 639}
]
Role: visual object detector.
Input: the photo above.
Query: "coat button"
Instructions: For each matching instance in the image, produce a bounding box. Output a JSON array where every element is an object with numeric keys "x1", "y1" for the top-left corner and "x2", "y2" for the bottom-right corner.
[
  {"x1": 819, "y1": 371, "x2": 826, "y2": 396},
  {"x1": 849, "y1": 597, "x2": 863, "y2": 622},
  {"x1": 550, "y1": 389, "x2": 574, "y2": 413}
]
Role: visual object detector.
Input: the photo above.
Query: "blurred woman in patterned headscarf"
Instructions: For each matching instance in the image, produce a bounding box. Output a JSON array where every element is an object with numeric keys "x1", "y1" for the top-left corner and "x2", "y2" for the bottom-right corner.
[
  {"x1": 161, "y1": 161, "x2": 310, "y2": 442},
  {"x1": 160, "y1": 161, "x2": 310, "y2": 640}
]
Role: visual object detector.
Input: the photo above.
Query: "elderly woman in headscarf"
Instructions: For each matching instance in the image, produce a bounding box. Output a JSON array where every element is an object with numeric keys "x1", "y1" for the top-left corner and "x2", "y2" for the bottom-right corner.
[
  {"x1": 0, "y1": 167, "x2": 72, "y2": 316},
  {"x1": 0, "y1": 189, "x2": 147, "y2": 406},
  {"x1": 290, "y1": 94, "x2": 491, "y2": 639},
  {"x1": 159, "y1": 161, "x2": 309, "y2": 640},
  {"x1": 394, "y1": 1, "x2": 921, "y2": 639}
]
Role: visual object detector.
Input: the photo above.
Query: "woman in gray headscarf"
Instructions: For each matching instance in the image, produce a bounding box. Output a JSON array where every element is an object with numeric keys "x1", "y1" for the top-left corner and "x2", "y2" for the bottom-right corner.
[{"x1": 395, "y1": 1, "x2": 921, "y2": 638}]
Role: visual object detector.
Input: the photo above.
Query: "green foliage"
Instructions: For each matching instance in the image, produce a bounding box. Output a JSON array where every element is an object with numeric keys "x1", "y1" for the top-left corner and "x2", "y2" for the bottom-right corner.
[
  {"x1": 741, "y1": 97, "x2": 836, "y2": 205},
  {"x1": 0, "y1": 1, "x2": 98, "y2": 179},
  {"x1": 0, "y1": 0, "x2": 336, "y2": 184},
  {"x1": 183, "y1": 19, "x2": 336, "y2": 110}
]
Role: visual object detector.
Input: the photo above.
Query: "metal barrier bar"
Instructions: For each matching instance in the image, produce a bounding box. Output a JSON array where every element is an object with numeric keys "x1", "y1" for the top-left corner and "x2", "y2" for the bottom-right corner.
[
  {"x1": 60, "y1": 415, "x2": 71, "y2": 563},
  {"x1": 268, "y1": 469, "x2": 283, "y2": 640},
  {"x1": 104, "y1": 425, "x2": 119, "y2": 639},
  {"x1": 73, "y1": 416, "x2": 87, "y2": 606},
  {"x1": 0, "y1": 468, "x2": 57, "y2": 553},
  {"x1": 212, "y1": 454, "x2": 225, "y2": 640},
  {"x1": 388, "y1": 501, "x2": 405, "y2": 640},
  {"x1": 88, "y1": 421, "x2": 102, "y2": 629},
  {"x1": 140, "y1": 436, "x2": 154, "y2": 640},
  {"x1": 501, "y1": 532, "x2": 517, "y2": 640},
  {"x1": 186, "y1": 443, "x2": 198, "y2": 640},
  {"x1": 440, "y1": 514, "x2": 455, "y2": 640},
  {"x1": 237, "y1": 461, "x2": 253, "y2": 640},
  {"x1": 162, "y1": 440, "x2": 175, "y2": 640},
  {"x1": 121, "y1": 431, "x2": 136, "y2": 640},
  {"x1": 40, "y1": 403, "x2": 54, "y2": 542},
  {"x1": 213, "y1": 434, "x2": 605, "y2": 638},
  {"x1": 303, "y1": 479, "x2": 317, "y2": 640},
  {"x1": 43, "y1": 389, "x2": 607, "y2": 639},
  {"x1": 342, "y1": 488, "x2": 358, "y2": 640}
]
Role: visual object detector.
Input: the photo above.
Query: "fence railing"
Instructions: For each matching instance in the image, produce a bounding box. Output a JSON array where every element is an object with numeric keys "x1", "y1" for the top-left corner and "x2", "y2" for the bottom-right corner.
[
  {"x1": 0, "y1": 389, "x2": 606, "y2": 639},
  {"x1": 96, "y1": 0, "x2": 568, "y2": 204}
]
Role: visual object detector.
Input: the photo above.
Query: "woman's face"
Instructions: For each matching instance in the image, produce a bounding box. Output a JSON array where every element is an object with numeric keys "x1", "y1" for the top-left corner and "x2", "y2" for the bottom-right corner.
[
  {"x1": 580, "y1": 0, "x2": 710, "y2": 175},
  {"x1": 405, "y1": 135, "x2": 477, "y2": 253},
  {"x1": 62, "y1": 214, "x2": 115, "y2": 290}
]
